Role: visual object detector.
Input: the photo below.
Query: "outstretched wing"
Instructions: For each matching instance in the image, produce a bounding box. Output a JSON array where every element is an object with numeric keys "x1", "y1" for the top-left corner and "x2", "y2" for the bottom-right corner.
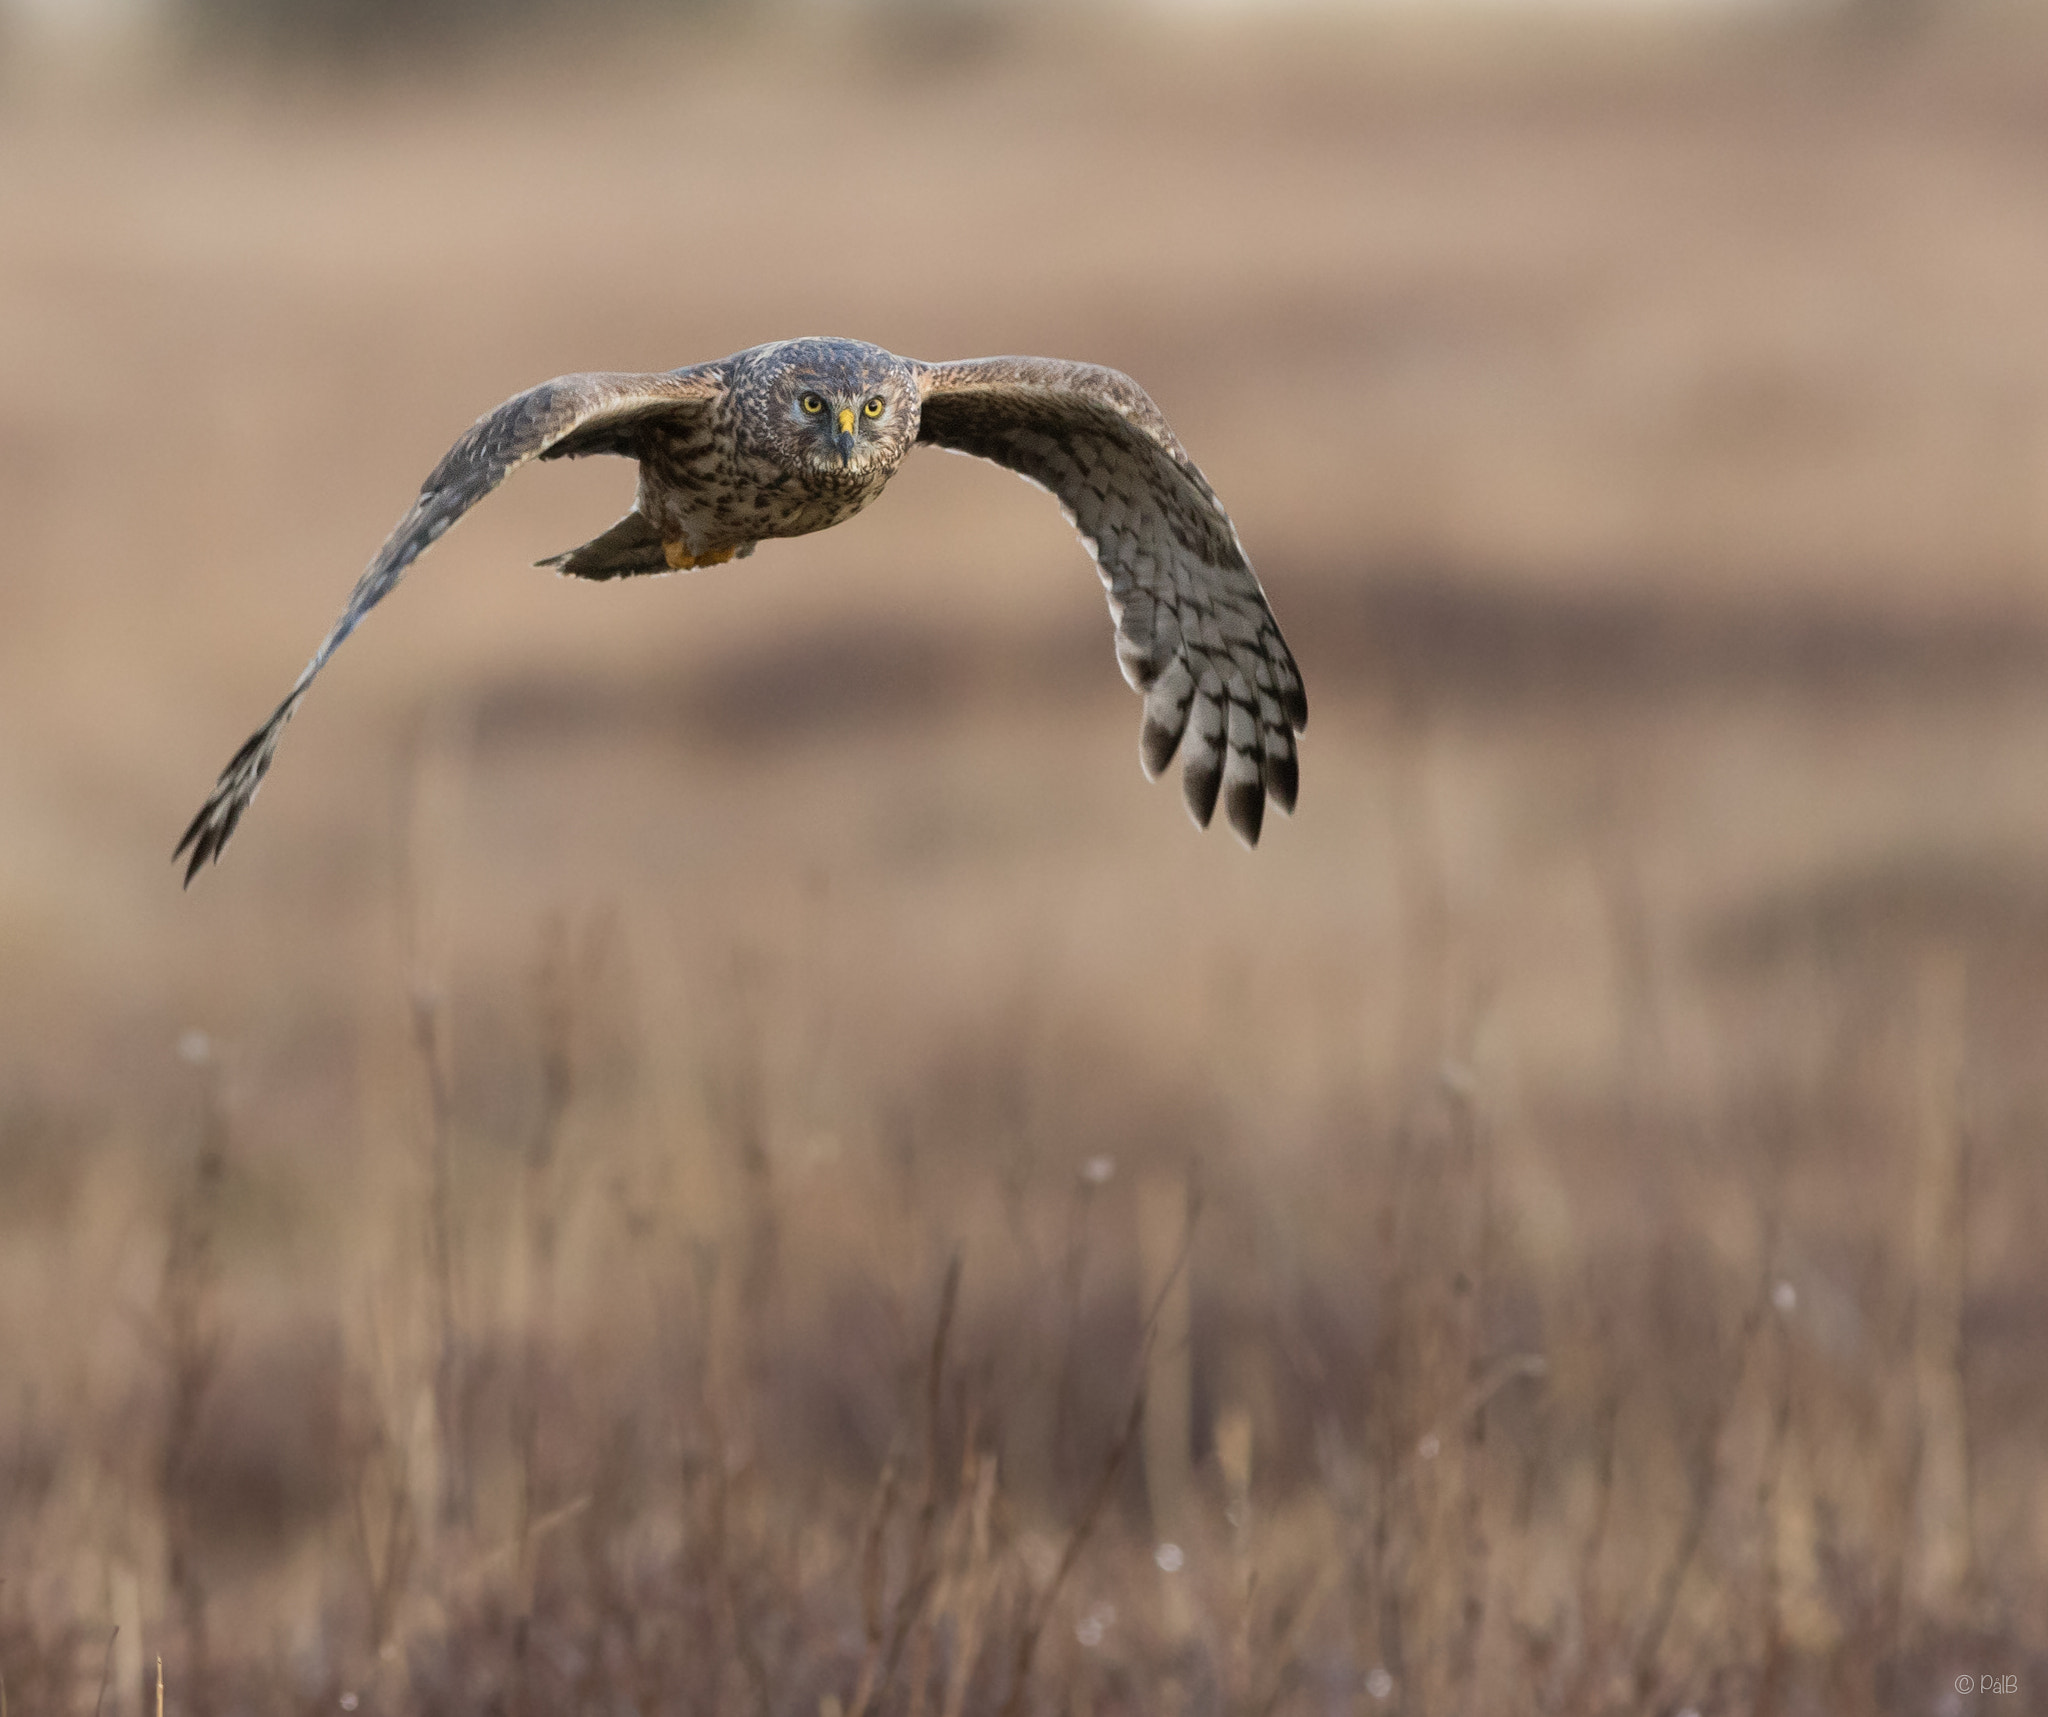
[
  {"x1": 175, "y1": 366, "x2": 722, "y2": 883},
  {"x1": 913, "y1": 356, "x2": 1305, "y2": 847}
]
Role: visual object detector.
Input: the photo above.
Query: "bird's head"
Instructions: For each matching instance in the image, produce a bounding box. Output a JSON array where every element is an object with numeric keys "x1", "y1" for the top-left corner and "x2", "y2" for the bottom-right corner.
[{"x1": 743, "y1": 339, "x2": 919, "y2": 478}]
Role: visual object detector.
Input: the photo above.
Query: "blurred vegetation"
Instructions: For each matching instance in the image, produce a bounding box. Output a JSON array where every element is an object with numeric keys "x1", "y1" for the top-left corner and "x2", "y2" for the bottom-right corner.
[
  {"x1": 156, "y1": 0, "x2": 1026, "y2": 64},
  {"x1": 169, "y1": 0, "x2": 716, "y2": 59}
]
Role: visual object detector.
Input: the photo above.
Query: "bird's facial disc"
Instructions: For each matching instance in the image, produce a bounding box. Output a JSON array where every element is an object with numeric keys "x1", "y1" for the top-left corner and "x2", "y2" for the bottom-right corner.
[{"x1": 788, "y1": 377, "x2": 894, "y2": 468}]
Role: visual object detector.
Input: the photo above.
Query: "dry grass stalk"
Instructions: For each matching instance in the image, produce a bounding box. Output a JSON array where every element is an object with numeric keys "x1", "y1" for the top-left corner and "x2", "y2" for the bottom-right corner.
[
  {"x1": 158, "y1": 1061, "x2": 227, "y2": 1715},
  {"x1": 396, "y1": 728, "x2": 474, "y2": 1544},
  {"x1": 1051, "y1": 1166, "x2": 1108, "y2": 1502},
  {"x1": 1749, "y1": 1298, "x2": 1798, "y2": 1717},
  {"x1": 406, "y1": 984, "x2": 469, "y2": 1533},
  {"x1": 1136, "y1": 1167, "x2": 1196, "y2": 1644},
  {"x1": 693, "y1": 1282, "x2": 775, "y2": 1717},
  {"x1": 1555, "y1": 1374, "x2": 1622, "y2": 1715},
  {"x1": 1908, "y1": 948, "x2": 1973, "y2": 1619},
  {"x1": 1446, "y1": 1074, "x2": 1493, "y2": 1711},
  {"x1": 1620, "y1": 1254, "x2": 1776, "y2": 1714},
  {"x1": 348, "y1": 1422, "x2": 418, "y2": 1660},
  {"x1": 849, "y1": 1439, "x2": 906, "y2": 1717},
  {"x1": 707, "y1": 1448, "x2": 775, "y2": 1717},
  {"x1": 1215, "y1": 1403, "x2": 1255, "y2": 1696},
  {"x1": 513, "y1": 917, "x2": 578, "y2": 1625},
  {"x1": 1000, "y1": 1182, "x2": 1202, "y2": 1717},
  {"x1": 91, "y1": 1628, "x2": 115, "y2": 1717},
  {"x1": 940, "y1": 1451, "x2": 1001, "y2": 1717},
  {"x1": 846, "y1": 1253, "x2": 962, "y2": 1717}
]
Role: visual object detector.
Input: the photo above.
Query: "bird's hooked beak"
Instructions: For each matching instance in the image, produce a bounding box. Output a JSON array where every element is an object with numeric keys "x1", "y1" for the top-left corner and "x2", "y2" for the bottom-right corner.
[{"x1": 834, "y1": 405, "x2": 856, "y2": 464}]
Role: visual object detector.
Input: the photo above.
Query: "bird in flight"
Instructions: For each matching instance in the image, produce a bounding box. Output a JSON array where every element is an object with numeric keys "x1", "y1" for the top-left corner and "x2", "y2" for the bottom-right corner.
[{"x1": 177, "y1": 338, "x2": 1306, "y2": 882}]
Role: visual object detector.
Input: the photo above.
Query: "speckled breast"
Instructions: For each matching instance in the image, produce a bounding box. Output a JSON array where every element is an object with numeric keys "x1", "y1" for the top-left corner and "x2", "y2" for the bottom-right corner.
[{"x1": 639, "y1": 423, "x2": 892, "y2": 551}]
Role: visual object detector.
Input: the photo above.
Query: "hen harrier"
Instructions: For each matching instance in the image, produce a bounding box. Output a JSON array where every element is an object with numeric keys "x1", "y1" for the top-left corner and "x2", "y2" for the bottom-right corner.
[{"x1": 177, "y1": 338, "x2": 1306, "y2": 882}]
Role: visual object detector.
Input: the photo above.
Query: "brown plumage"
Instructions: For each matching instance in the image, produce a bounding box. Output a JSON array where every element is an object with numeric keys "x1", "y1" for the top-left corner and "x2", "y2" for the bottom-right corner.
[{"x1": 176, "y1": 338, "x2": 1306, "y2": 882}]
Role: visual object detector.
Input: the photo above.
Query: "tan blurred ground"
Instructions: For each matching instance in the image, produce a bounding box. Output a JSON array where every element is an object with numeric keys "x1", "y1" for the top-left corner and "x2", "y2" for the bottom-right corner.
[{"x1": 4, "y1": 6, "x2": 2048, "y2": 1713}]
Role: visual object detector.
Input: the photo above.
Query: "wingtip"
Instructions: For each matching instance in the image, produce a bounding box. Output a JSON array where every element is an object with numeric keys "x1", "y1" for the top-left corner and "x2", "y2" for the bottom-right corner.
[
  {"x1": 1140, "y1": 714, "x2": 1182, "y2": 782},
  {"x1": 1224, "y1": 776, "x2": 1265, "y2": 848},
  {"x1": 1263, "y1": 747, "x2": 1299, "y2": 817},
  {"x1": 1181, "y1": 754, "x2": 1222, "y2": 830},
  {"x1": 175, "y1": 747, "x2": 263, "y2": 889},
  {"x1": 173, "y1": 810, "x2": 209, "y2": 887},
  {"x1": 174, "y1": 802, "x2": 228, "y2": 888}
]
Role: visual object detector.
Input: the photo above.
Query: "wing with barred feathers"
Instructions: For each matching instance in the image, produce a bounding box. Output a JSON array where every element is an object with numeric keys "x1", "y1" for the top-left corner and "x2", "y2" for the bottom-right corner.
[
  {"x1": 175, "y1": 366, "x2": 722, "y2": 883},
  {"x1": 913, "y1": 355, "x2": 1305, "y2": 846}
]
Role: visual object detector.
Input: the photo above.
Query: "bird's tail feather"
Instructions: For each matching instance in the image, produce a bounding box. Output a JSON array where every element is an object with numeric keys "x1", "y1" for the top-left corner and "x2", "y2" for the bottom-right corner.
[{"x1": 537, "y1": 510, "x2": 670, "y2": 581}]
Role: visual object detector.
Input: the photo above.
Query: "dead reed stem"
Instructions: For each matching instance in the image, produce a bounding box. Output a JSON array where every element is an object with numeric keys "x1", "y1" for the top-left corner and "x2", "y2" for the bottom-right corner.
[
  {"x1": 1136, "y1": 1166, "x2": 1196, "y2": 1644},
  {"x1": 1908, "y1": 948, "x2": 1973, "y2": 1619},
  {"x1": 406, "y1": 984, "x2": 468, "y2": 1532},
  {"x1": 1000, "y1": 1180, "x2": 1202, "y2": 1717},
  {"x1": 1623, "y1": 1253, "x2": 1775, "y2": 1712},
  {"x1": 159, "y1": 1059, "x2": 227, "y2": 1714},
  {"x1": 1052, "y1": 1168, "x2": 1107, "y2": 1500},
  {"x1": 514, "y1": 916, "x2": 577, "y2": 1624},
  {"x1": 347, "y1": 1413, "x2": 417, "y2": 1659},
  {"x1": 91, "y1": 1628, "x2": 115, "y2": 1717},
  {"x1": 846, "y1": 1253, "x2": 962, "y2": 1717},
  {"x1": 940, "y1": 1451, "x2": 1000, "y2": 1717},
  {"x1": 1446, "y1": 1076, "x2": 1492, "y2": 1710}
]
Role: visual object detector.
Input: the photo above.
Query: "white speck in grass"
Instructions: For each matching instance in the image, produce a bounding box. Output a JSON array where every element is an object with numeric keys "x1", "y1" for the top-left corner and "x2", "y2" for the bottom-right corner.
[
  {"x1": 339, "y1": 1696, "x2": 359, "y2": 1712},
  {"x1": 1772, "y1": 1280, "x2": 1797, "y2": 1314},
  {"x1": 1019, "y1": 1535, "x2": 1060, "y2": 1582},
  {"x1": 1074, "y1": 1602, "x2": 1115, "y2": 1648},
  {"x1": 1081, "y1": 1155, "x2": 1116, "y2": 1186},
  {"x1": 1153, "y1": 1541, "x2": 1184, "y2": 1573},
  {"x1": 177, "y1": 1030, "x2": 212, "y2": 1067},
  {"x1": 1365, "y1": 1667, "x2": 1394, "y2": 1700},
  {"x1": 1676, "y1": 1708, "x2": 1701, "y2": 1717},
  {"x1": 1417, "y1": 1433, "x2": 1441, "y2": 1461}
]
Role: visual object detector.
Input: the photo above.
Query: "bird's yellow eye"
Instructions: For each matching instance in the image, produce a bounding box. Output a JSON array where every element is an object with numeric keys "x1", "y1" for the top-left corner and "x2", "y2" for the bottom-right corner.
[
  {"x1": 863, "y1": 396, "x2": 885, "y2": 419},
  {"x1": 801, "y1": 393, "x2": 825, "y2": 414}
]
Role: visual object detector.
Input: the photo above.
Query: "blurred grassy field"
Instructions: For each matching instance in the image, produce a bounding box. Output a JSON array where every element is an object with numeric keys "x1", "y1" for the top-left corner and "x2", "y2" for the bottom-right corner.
[{"x1": 4, "y1": 5, "x2": 2048, "y2": 1714}]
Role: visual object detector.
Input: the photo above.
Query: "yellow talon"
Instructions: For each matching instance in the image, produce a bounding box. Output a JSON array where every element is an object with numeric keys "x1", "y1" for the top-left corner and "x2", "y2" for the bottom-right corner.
[{"x1": 663, "y1": 541, "x2": 739, "y2": 570}]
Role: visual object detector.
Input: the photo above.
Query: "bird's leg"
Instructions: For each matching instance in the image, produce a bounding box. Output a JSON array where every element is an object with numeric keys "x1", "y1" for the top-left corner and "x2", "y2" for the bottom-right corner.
[{"x1": 663, "y1": 540, "x2": 738, "y2": 571}]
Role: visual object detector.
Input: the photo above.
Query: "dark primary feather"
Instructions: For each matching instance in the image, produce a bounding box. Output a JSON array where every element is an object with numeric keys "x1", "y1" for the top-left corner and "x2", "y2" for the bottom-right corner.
[
  {"x1": 914, "y1": 356, "x2": 1305, "y2": 847},
  {"x1": 175, "y1": 368, "x2": 719, "y2": 883}
]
